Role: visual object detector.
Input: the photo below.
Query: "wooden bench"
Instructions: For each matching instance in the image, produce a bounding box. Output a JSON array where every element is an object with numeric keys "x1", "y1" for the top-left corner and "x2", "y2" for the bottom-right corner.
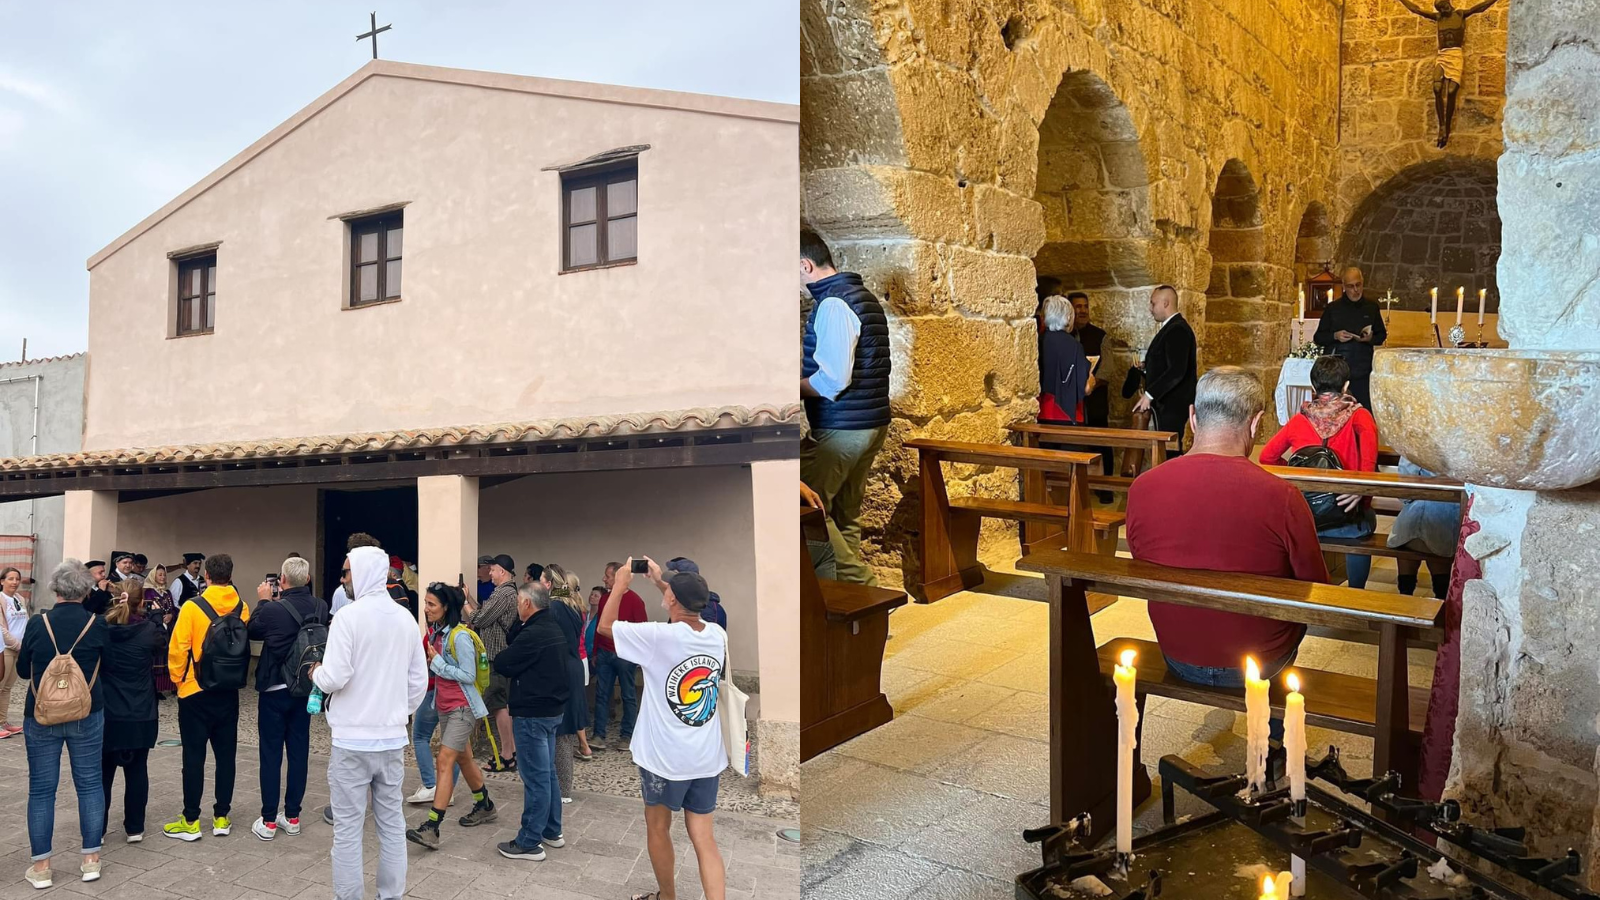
[
  {"x1": 1015, "y1": 548, "x2": 1442, "y2": 846},
  {"x1": 1010, "y1": 423, "x2": 1175, "y2": 552},
  {"x1": 1263, "y1": 466, "x2": 1466, "y2": 570},
  {"x1": 905, "y1": 438, "x2": 1104, "y2": 603},
  {"x1": 801, "y1": 506, "x2": 908, "y2": 761}
]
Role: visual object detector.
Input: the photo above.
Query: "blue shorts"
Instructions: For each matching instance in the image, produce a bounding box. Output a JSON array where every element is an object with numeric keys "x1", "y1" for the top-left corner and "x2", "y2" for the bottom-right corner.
[{"x1": 638, "y1": 766, "x2": 719, "y2": 815}]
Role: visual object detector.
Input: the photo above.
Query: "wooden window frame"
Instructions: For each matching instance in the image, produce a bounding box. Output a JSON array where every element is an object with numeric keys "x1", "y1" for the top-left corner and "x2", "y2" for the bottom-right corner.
[
  {"x1": 175, "y1": 254, "x2": 217, "y2": 337},
  {"x1": 560, "y1": 161, "x2": 638, "y2": 273},
  {"x1": 349, "y1": 211, "x2": 403, "y2": 307}
]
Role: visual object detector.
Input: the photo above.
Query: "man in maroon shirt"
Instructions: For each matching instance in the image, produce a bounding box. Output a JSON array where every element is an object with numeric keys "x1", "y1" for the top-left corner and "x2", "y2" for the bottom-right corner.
[
  {"x1": 591, "y1": 561, "x2": 647, "y2": 751},
  {"x1": 1126, "y1": 366, "x2": 1328, "y2": 689}
]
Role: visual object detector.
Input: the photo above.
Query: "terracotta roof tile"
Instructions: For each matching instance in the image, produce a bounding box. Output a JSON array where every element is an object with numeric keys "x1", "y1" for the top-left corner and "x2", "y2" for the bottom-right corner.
[
  {"x1": 0, "y1": 403, "x2": 802, "y2": 473},
  {"x1": 0, "y1": 352, "x2": 86, "y2": 372}
]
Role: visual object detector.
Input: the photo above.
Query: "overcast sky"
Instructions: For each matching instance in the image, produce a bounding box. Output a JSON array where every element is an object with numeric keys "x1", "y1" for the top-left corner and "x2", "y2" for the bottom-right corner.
[{"x1": 0, "y1": 1, "x2": 797, "y2": 360}]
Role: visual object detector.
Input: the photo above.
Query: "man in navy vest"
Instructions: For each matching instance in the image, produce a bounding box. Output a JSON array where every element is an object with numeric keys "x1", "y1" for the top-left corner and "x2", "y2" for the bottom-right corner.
[{"x1": 800, "y1": 229, "x2": 892, "y2": 586}]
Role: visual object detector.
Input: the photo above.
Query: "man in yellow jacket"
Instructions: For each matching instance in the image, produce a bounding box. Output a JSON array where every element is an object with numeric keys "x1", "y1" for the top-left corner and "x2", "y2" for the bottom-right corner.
[{"x1": 163, "y1": 554, "x2": 251, "y2": 841}]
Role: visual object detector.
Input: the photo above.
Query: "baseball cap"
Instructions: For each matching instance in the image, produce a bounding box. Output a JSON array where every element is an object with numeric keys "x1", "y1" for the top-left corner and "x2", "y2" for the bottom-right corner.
[
  {"x1": 666, "y1": 572, "x2": 710, "y2": 613},
  {"x1": 477, "y1": 555, "x2": 495, "y2": 566},
  {"x1": 665, "y1": 557, "x2": 700, "y2": 575},
  {"x1": 492, "y1": 554, "x2": 515, "y2": 573}
]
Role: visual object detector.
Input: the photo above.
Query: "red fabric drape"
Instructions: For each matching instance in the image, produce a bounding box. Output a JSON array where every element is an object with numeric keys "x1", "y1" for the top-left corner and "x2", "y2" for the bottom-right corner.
[{"x1": 1418, "y1": 494, "x2": 1480, "y2": 801}]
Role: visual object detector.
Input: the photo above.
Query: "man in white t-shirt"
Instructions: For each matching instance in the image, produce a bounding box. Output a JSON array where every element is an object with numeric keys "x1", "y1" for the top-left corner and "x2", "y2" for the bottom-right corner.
[{"x1": 598, "y1": 558, "x2": 728, "y2": 900}]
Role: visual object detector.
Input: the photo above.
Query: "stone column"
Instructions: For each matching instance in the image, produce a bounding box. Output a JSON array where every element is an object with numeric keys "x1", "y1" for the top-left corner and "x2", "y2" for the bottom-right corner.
[
  {"x1": 416, "y1": 475, "x2": 479, "y2": 621},
  {"x1": 1437, "y1": 0, "x2": 1600, "y2": 876},
  {"x1": 750, "y1": 458, "x2": 799, "y2": 797},
  {"x1": 61, "y1": 490, "x2": 117, "y2": 580}
]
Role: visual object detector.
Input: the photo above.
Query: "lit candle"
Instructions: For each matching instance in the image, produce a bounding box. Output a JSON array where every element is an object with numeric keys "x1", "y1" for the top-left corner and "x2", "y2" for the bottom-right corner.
[
  {"x1": 1455, "y1": 286, "x2": 1464, "y2": 325},
  {"x1": 1114, "y1": 648, "x2": 1140, "y2": 856},
  {"x1": 1326, "y1": 287, "x2": 1334, "y2": 308},
  {"x1": 1430, "y1": 287, "x2": 1438, "y2": 323},
  {"x1": 1285, "y1": 672, "x2": 1306, "y2": 803},
  {"x1": 1244, "y1": 656, "x2": 1270, "y2": 793},
  {"x1": 1297, "y1": 287, "x2": 1305, "y2": 320},
  {"x1": 1259, "y1": 873, "x2": 1294, "y2": 900},
  {"x1": 1478, "y1": 288, "x2": 1487, "y2": 326}
]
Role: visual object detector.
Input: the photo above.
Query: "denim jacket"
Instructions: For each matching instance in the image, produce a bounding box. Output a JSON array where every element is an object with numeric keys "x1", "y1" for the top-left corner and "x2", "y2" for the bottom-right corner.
[{"x1": 429, "y1": 627, "x2": 488, "y2": 720}]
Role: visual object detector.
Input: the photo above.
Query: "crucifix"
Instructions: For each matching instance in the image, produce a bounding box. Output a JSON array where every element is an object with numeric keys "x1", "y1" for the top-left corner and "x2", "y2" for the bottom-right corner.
[
  {"x1": 1397, "y1": 0, "x2": 1500, "y2": 147},
  {"x1": 357, "y1": 11, "x2": 392, "y2": 60}
]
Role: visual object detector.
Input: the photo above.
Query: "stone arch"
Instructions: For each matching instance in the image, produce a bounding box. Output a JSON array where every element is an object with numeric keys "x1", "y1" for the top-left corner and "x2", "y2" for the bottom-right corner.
[
  {"x1": 1202, "y1": 159, "x2": 1295, "y2": 388},
  {"x1": 1033, "y1": 69, "x2": 1154, "y2": 291},
  {"x1": 1337, "y1": 159, "x2": 1501, "y2": 312},
  {"x1": 1294, "y1": 201, "x2": 1334, "y2": 277},
  {"x1": 1031, "y1": 69, "x2": 1156, "y2": 424}
]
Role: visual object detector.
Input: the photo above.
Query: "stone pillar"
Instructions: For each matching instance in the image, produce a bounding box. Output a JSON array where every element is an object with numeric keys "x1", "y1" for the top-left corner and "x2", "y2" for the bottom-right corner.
[
  {"x1": 61, "y1": 490, "x2": 117, "y2": 579},
  {"x1": 1437, "y1": 1, "x2": 1600, "y2": 877},
  {"x1": 416, "y1": 475, "x2": 479, "y2": 621},
  {"x1": 749, "y1": 458, "x2": 799, "y2": 797}
]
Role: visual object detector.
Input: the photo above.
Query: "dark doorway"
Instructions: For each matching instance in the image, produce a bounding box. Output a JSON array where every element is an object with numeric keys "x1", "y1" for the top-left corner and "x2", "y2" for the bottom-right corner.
[{"x1": 320, "y1": 486, "x2": 417, "y2": 598}]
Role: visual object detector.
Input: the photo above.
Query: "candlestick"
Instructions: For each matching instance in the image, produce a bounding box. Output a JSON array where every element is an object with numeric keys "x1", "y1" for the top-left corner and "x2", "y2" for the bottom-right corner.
[
  {"x1": 1455, "y1": 286, "x2": 1464, "y2": 325},
  {"x1": 1244, "y1": 656, "x2": 1270, "y2": 794},
  {"x1": 1285, "y1": 672, "x2": 1306, "y2": 803},
  {"x1": 1478, "y1": 288, "x2": 1487, "y2": 326},
  {"x1": 1113, "y1": 648, "x2": 1139, "y2": 857},
  {"x1": 1430, "y1": 287, "x2": 1438, "y2": 323},
  {"x1": 1297, "y1": 287, "x2": 1305, "y2": 321}
]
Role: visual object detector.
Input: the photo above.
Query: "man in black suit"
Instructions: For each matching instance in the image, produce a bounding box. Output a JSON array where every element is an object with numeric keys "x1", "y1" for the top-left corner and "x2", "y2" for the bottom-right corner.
[{"x1": 1130, "y1": 285, "x2": 1198, "y2": 450}]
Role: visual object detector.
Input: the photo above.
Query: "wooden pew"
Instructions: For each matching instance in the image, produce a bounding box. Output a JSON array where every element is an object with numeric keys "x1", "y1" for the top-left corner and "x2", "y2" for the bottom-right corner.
[
  {"x1": 801, "y1": 506, "x2": 908, "y2": 760},
  {"x1": 1009, "y1": 424, "x2": 1175, "y2": 552},
  {"x1": 1015, "y1": 548, "x2": 1442, "y2": 846},
  {"x1": 905, "y1": 438, "x2": 1104, "y2": 603},
  {"x1": 1263, "y1": 466, "x2": 1466, "y2": 569}
]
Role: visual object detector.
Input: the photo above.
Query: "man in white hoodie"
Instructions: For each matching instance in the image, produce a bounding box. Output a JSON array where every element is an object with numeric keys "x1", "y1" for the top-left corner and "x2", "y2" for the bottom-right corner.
[{"x1": 311, "y1": 546, "x2": 429, "y2": 900}]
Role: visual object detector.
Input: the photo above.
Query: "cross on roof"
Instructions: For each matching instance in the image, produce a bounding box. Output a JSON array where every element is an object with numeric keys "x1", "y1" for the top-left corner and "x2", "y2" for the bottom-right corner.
[{"x1": 357, "y1": 11, "x2": 392, "y2": 60}]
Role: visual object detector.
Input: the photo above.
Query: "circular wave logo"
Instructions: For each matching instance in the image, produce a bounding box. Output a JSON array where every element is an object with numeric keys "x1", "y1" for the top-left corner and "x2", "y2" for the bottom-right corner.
[{"x1": 664, "y1": 654, "x2": 721, "y2": 727}]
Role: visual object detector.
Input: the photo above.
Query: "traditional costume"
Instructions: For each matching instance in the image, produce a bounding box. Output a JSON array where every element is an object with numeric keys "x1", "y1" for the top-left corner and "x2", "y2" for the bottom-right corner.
[{"x1": 172, "y1": 552, "x2": 206, "y2": 606}]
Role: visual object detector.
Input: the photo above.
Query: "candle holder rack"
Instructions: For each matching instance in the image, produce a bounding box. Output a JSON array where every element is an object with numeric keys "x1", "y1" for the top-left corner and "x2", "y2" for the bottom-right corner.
[{"x1": 1015, "y1": 748, "x2": 1598, "y2": 899}]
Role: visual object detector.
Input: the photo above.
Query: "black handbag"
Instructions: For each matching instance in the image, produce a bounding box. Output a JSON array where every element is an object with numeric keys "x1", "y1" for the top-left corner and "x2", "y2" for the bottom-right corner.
[{"x1": 1288, "y1": 428, "x2": 1362, "y2": 531}]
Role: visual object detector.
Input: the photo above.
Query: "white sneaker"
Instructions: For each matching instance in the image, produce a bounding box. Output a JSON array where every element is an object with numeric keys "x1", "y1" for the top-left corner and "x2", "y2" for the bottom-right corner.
[
  {"x1": 251, "y1": 817, "x2": 276, "y2": 841},
  {"x1": 125, "y1": 833, "x2": 143, "y2": 844},
  {"x1": 276, "y1": 814, "x2": 301, "y2": 836},
  {"x1": 561, "y1": 797, "x2": 572, "y2": 804},
  {"x1": 405, "y1": 786, "x2": 436, "y2": 805}
]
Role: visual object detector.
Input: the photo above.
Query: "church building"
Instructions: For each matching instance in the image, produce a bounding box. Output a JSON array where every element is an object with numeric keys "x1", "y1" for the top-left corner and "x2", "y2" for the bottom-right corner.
[{"x1": 0, "y1": 60, "x2": 802, "y2": 793}]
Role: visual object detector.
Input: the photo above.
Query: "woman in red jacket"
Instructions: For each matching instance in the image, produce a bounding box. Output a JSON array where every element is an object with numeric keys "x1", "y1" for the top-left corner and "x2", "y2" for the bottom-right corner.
[{"x1": 1260, "y1": 356, "x2": 1380, "y2": 588}]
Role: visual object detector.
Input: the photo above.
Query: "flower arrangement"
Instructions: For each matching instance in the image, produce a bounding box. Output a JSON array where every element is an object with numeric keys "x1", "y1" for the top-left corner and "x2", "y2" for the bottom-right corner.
[{"x1": 1288, "y1": 341, "x2": 1321, "y2": 360}]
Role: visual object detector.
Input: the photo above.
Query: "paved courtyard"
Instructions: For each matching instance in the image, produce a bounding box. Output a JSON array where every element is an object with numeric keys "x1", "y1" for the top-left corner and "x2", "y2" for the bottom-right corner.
[{"x1": 0, "y1": 709, "x2": 799, "y2": 900}]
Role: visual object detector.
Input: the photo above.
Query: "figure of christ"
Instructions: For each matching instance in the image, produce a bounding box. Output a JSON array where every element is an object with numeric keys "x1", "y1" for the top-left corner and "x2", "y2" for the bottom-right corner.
[{"x1": 1398, "y1": 0, "x2": 1501, "y2": 148}]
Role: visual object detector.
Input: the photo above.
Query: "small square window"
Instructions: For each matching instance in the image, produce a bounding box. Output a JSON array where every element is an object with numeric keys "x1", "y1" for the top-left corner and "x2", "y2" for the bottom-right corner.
[
  {"x1": 176, "y1": 255, "x2": 217, "y2": 336},
  {"x1": 561, "y1": 162, "x2": 637, "y2": 272},
  {"x1": 349, "y1": 212, "x2": 402, "y2": 306}
]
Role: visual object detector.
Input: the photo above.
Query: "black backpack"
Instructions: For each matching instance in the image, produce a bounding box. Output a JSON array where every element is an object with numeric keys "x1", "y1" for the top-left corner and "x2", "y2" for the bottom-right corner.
[
  {"x1": 280, "y1": 597, "x2": 330, "y2": 698},
  {"x1": 188, "y1": 596, "x2": 251, "y2": 691},
  {"x1": 1287, "y1": 428, "x2": 1361, "y2": 531}
]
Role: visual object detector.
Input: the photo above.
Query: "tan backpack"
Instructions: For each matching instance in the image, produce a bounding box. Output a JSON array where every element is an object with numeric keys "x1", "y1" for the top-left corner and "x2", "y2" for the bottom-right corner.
[{"x1": 31, "y1": 615, "x2": 100, "y2": 726}]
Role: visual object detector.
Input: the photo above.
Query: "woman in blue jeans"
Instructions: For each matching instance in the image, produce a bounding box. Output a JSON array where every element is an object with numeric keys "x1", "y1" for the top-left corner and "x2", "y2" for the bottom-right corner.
[{"x1": 16, "y1": 560, "x2": 110, "y2": 889}]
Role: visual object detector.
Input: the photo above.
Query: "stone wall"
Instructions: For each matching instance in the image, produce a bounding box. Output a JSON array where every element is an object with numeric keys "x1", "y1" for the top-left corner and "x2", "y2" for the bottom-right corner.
[
  {"x1": 1438, "y1": 0, "x2": 1600, "y2": 878},
  {"x1": 802, "y1": 0, "x2": 1342, "y2": 588},
  {"x1": 1335, "y1": 0, "x2": 1508, "y2": 307},
  {"x1": 1338, "y1": 159, "x2": 1501, "y2": 311}
]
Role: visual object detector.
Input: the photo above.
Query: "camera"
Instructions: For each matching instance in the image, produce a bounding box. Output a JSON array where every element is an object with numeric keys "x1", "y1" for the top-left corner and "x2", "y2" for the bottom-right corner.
[
  {"x1": 631, "y1": 559, "x2": 649, "y2": 574},
  {"x1": 265, "y1": 573, "x2": 281, "y2": 598}
]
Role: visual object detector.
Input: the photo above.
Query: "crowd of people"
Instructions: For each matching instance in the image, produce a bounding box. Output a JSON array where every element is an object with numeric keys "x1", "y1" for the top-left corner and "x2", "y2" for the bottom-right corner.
[{"x1": 2, "y1": 534, "x2": 739, "y2": 900}]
